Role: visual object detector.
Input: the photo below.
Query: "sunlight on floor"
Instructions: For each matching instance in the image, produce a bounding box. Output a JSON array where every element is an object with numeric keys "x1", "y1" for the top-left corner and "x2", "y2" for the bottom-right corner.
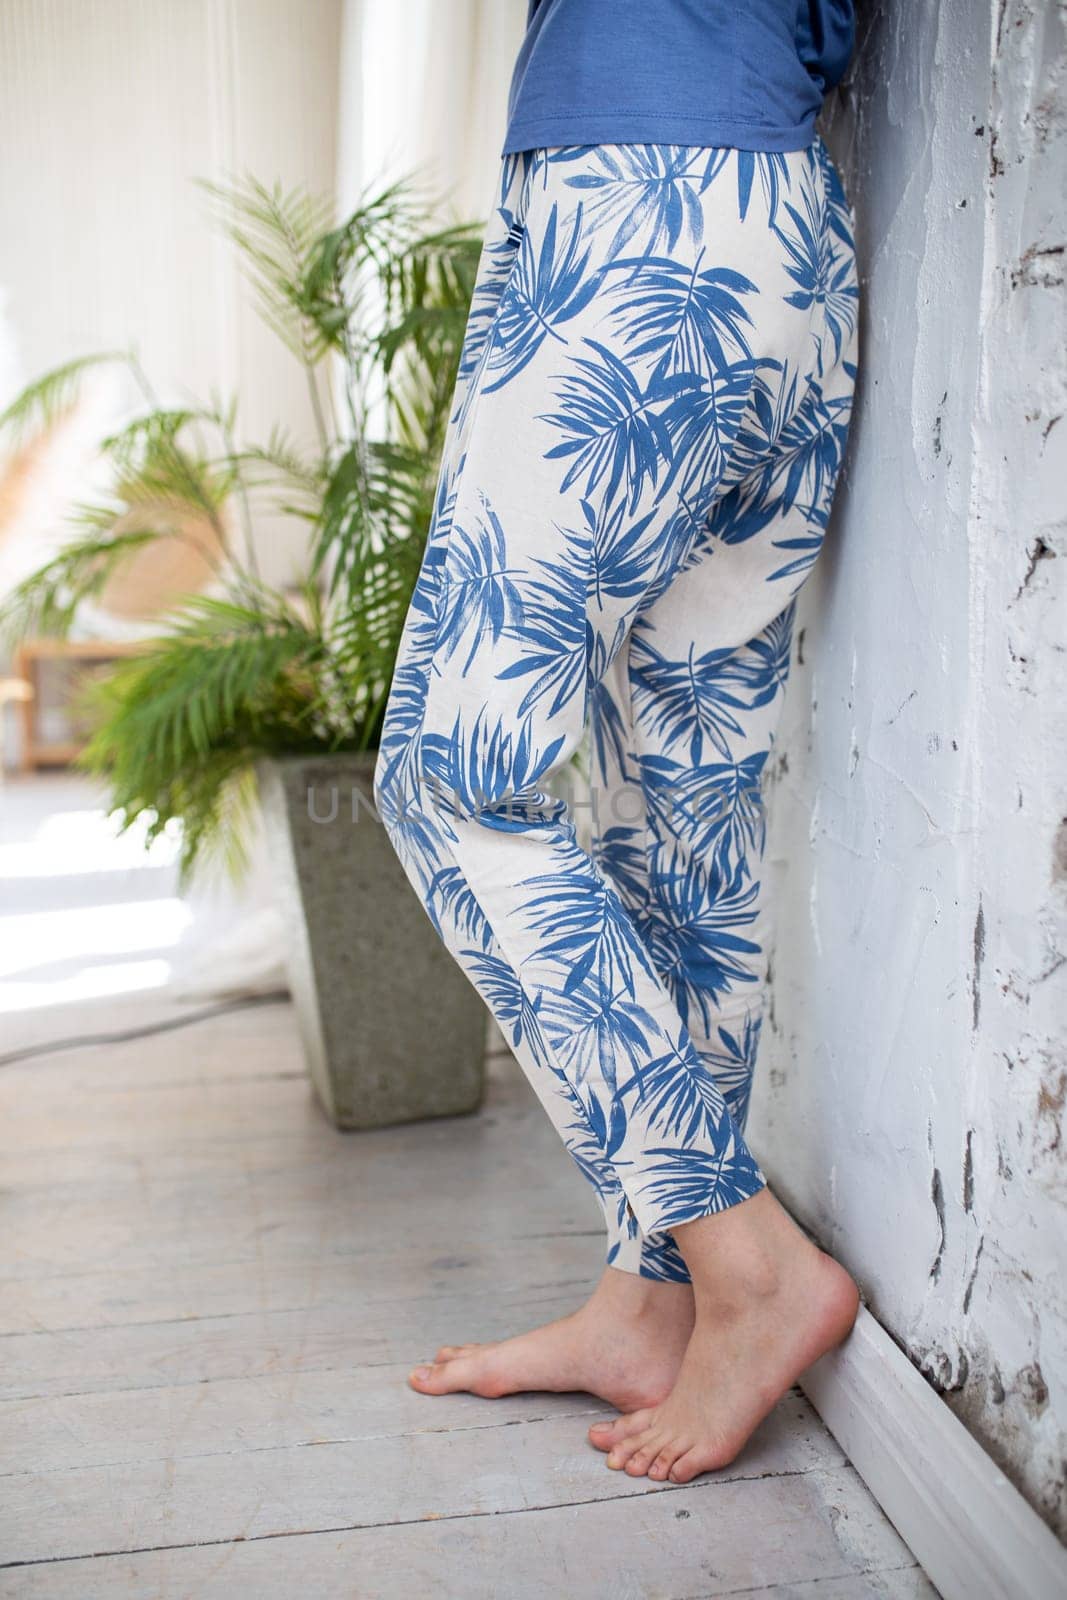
[
  {"x1": 0, "y1": 777, "x2": 187, "y2": 1014},
  {"x1": 0, "y1": 805, "x2": 181, "y2": 879}
]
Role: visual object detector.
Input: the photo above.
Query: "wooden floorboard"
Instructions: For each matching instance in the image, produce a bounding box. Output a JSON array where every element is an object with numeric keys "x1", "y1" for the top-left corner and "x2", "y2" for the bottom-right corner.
[
  {"x1": 0, "y1": 1470, "x2": 935, "y2": 1599},
  {"x1": 0, "y1": 1232, "x2": 601, "y2": 1337},
  {"x1": 2, "y1": 1399, "x2": 840, "y2": 1567},
  {"x1": 0, "y1": 996, "x2": 936, "y2": 1596}
]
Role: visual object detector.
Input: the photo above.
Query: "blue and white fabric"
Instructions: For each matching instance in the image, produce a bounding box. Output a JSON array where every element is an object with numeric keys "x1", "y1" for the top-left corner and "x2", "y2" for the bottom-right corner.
[{"x1": 375, "y1": 140, "x2": 859, "y2": 1280}]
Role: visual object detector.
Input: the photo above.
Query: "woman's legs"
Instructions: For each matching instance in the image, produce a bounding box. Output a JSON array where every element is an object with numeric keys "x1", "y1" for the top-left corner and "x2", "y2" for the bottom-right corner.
[
  {"x1": 585, "y1": 341, "x2": 864, "y2": 1469},
  {"x1": 375, "y1": 138, "x2": 860, "y2": 1440},
  {"x1": 376, "y1": 148, "x2": 697, "y2": 1407}
]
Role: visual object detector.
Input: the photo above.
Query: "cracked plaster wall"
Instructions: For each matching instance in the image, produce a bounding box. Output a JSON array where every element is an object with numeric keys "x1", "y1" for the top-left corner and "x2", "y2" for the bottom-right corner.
[{"x1": 751, "y1": 0, "x2": 1067, "y2": 1538}]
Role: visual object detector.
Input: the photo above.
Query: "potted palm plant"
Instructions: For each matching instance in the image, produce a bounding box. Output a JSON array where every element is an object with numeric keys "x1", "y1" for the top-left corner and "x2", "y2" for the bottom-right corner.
[{"x1": 0, "y1": 174, "x2": 491, "y2": 1129}]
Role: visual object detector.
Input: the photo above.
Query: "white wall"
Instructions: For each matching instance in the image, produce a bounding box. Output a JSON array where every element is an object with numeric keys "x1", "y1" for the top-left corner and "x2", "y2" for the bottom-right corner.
[
  {"x1": 752, "y1": 0, "x2": 1067, "y2": 1537},
  {"x1": 0, "y1": 0, "x2": 344, "y2": 589}
]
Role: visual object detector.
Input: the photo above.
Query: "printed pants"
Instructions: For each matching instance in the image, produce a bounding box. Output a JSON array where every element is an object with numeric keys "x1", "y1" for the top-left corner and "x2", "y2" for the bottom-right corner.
[{"x1": 374, "y1": 141, "x2": 859, "y2": 1280}]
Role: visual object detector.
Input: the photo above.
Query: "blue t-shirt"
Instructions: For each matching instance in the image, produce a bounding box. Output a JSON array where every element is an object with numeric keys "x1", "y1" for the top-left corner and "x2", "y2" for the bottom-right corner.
[{"x1": 502, "y1": 0, "x2": 854, "y2": 155}]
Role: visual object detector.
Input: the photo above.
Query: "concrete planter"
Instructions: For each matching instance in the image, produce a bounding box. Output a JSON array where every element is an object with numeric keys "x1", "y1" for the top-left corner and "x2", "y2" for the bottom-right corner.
[{"x1": 258, "y1": 752, "x2": 487, "y2": 1130}]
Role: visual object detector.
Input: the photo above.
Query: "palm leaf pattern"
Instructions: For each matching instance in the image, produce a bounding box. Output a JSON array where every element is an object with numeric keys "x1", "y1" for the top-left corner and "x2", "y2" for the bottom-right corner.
[
  {"x1": 707, "y1": 375, "x2": 854, "y2": 582},
  {"x1": 429, "y1": 866, "x2": 493, "y2": 952},
  {"x1": 484, "y1": 200, "x2": 603, "y2": 392},
  {"x1": 456, "y1": 213, "x2": 525, "y2": 393},
  {"x1": 603, "y1": 251, "x2": 757, "y2": 376},
  {"x1": 629, "y1": 1230, "x2": 692, "y2": 1282},
  {"x1": 419, "y1": 706, "x2": 566, "y2": 822},
  {"x1": 668, "y1": 357, "x2": 777, "y2": 497},
  {"x1": 564, "y1": 1113, "x2": 634, "y2": 1203},
  {"x1": 374, "y1": 138, "x2": 858, "y2": 1276},
  {"x1": 593, "y1": 823, "x2": 649, "y2": 911},
  {"x1": 585, "y1": 494, "x2": 663, "y2": 606},
  {"x1": 519, "y1": 838, "x2": 661, "y2": 998},
  {"x1": 385, "y1": 460, "x2": 460, "y2": 691},
  {"x1": 699, "y1": 147, "x2": 792, "y2": 226},
  {"x1": 629, "y1": 632, "x2": 752, "y2": 762},
  {"x1": 622, "y1": 1047, "x2": 727, "y2": 1146},
  {"x1": 637, "y1": 1136, "x2": 764, "y2": 1224},
  {"x1": 643, "y1": 752, "x2": 768, "y2": 881},
  {"x1": 639, "y1": 850, "x2": 762, "y2": 1031},
  {"x1": 461, "y1": 947, "x2": 547, "y2": 1053},
  {"x1": 716, "y1": 362, "x2": 804, "y2": 495},
  {"x1": 730, "y1": 608, "x2": 794, "y2": 706},
  {"x1": 739, "y1": 151, "x2": 791, "y2": 226},
  {"x1": 774, "y1": 157, "x2": 860, "y2": 379},
  {"x1": 436, "y1": 491, "x2": 524, "y2": 673},
  {"x1": 588, "y1": 670, "x2": 630, "y2": 780},
  {"x1": 497, "y1": 520, "x2": 590, "y2": 717},
  {"x1": 550, "y1": 144, "x2": 767, "y2": 260},
  {"x1": 705, "y1": 1011, "x2": 763, "y2": 1128},
  {"x1": 539, "y1": 975, "x2": 665, "y2": 1096},
  {"x1": 539, "y1": 339, "x2": 703, "y2": 510}
]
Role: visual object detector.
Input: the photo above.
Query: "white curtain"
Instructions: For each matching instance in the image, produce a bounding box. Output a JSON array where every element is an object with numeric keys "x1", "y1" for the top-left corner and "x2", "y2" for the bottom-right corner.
[{"x1": 337, "y1": 0, "x2": 526, "y2": 226}]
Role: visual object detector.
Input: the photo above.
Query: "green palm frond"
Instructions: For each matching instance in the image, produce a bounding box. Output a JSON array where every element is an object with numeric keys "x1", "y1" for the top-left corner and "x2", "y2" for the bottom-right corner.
[
  {"x1": 0, "y1": 528, "x2": 160, "y2": 642},
  {"x1": 304, "y1": 178, "x2": 423, "y2": 352},
  {"x1": 145, "y1": 594, "x2": 321, "y2": 751},
  {"x1": 377, "y1": 221, "x2": 483, "y2": 373},
  {"x1": 199, "y1": 175, "x2": 337, "y2": 360},
  {"x1": 96, "y1": 409, "x2": 237, "y2": 541},
  {"x1": 79, "y1": 596, "x2": 325, "y2": 878},
  {"x1": 377, "y1": 221, "x2": 482, "y2": 460},
  {"x1": 316, "y1": 436, "x2": 430, "y2": 594},
  {"x1": 0, "y1": 351, "x2": 128, "y2": 442},
  {"x1": 227, "y1": 425, "x2": 325, "y2": 524},
  {"x1": 232, "y1": 424, "x2": 323, "y2": 491},
  {"x1": 5, "y1": 167, "x2": 483, "y2": 876}
]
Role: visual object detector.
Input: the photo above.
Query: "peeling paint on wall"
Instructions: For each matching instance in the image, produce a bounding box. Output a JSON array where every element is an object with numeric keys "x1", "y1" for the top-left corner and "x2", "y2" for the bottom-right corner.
[{"x1": 753, "y1": 0, "x2": 1067, "y2": 1540}]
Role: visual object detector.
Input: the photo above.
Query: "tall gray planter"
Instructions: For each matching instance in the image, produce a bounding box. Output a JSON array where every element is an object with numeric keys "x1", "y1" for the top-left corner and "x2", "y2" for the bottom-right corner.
[{"x1": 258, "y1": 752, "x2": 487, "y2": 1130}]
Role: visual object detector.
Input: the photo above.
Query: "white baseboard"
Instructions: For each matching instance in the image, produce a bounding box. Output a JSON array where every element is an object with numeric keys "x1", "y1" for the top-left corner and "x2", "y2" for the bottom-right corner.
[{"x1": 800, "y1": 1305, "x2": 1067, "y2": 1600}]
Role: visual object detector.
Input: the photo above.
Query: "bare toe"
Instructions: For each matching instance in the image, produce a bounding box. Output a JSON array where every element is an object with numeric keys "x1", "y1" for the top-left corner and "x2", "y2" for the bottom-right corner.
[
  {"x1": 433, "y1": 1341, "x2": 481, "y2": 1363},
  {"x1": 588, "y1": 1418, "x2": 626, "y2": 1451},
  {"x1": 648, "y1": 1441, "x2": 688, "y2": 1481},
  {"x1": 408, "y1": 1361, "x2": 449, "y2": 1394},
  {"x1": 408, "y1": 1357, "x2": 478, "y2": 1395},
  {"x1": 605, "y1": 1409, "x2": 655, "y2": 1469},
  {"x1": 623, "y1": 1431, "x2": 664, "y2": 1477},
  {"x1": 669, "y1": 1445, "x2": 713, "y2": 1484}
]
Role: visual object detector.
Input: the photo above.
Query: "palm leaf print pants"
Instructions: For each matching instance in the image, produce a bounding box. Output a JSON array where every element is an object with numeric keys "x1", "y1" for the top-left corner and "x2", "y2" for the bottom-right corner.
[{"x1": 374, "y1": 140, "x2": 859, "y2": 1281}]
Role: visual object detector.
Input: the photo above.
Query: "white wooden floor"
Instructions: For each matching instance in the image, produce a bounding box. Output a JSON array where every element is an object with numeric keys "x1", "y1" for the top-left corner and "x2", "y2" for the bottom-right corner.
[{"x1": 0, "y1": 984, "x2": 939, "y2": 1599}]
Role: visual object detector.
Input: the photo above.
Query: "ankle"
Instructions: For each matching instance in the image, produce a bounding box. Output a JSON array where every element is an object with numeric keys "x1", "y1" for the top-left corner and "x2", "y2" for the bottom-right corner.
[
  {"x1": 592, "y1": 1267, "x2": 695, "y2": 1320},
  {"x1": 673, "y1": 1190, "x2": 813, "y2": 1310},
  {"x1": 691, "y1": 1247, "x2": 783, "y2": 1318}
]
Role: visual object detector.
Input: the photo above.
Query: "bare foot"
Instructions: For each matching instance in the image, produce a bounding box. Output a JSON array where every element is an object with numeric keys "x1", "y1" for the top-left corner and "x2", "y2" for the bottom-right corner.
[
  {"x1": 588, "y1": 1190, "x2": 859, "y2": 1483},
  {"x1": 408, "y1": 1265, "x2": 695, "y2": 1411}
]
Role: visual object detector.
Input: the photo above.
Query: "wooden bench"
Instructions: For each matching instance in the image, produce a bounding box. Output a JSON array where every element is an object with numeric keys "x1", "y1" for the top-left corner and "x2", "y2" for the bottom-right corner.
[{"x1": 10, "y1": 638, "x2": 143, "y2": 772}]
